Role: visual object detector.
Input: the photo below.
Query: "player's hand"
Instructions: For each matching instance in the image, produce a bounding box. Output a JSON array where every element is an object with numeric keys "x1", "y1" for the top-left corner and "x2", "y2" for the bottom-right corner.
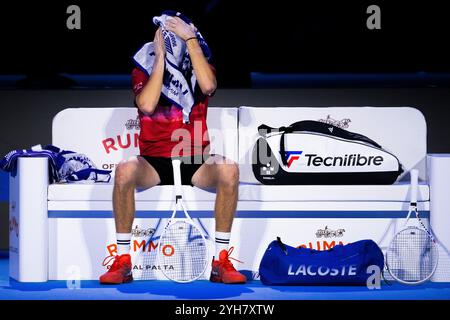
[
  {"x1": 153, "y1": 28, "x2": 166, "y2": 58},
  {"x1": 164, "y1": 16, "x2": 197, "y2": 41}
]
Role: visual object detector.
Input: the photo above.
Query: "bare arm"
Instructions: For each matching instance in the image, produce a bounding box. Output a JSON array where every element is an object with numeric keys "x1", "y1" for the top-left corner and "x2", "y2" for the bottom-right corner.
[
  {"x1": 135, "y1": 28, "x2": 166, "y2": 115},
  {"x1": 186, "y1": 39, "x2": 217, "y2": 96},
  {"x1": 165, "y1": 17, "x2": 217, "y2": 96}
]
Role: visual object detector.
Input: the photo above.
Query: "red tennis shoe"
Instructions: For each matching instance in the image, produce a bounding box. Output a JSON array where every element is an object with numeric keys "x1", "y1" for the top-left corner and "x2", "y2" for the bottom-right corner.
[
  {"x1": 210, "y1": 247, "x2": 247, "y2": 284},
  {"x1": 99, "y1": 254, "x2": 133, "y2": 284}
]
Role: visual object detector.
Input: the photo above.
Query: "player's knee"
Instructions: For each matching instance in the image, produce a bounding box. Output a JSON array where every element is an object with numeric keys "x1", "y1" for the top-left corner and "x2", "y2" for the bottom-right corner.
[
  {"x1": 114, "y1": 161, "x2": 137, "y2": 187},
  {"x1": 218, "y1": 163, "x2": 239, "y2": 189}
]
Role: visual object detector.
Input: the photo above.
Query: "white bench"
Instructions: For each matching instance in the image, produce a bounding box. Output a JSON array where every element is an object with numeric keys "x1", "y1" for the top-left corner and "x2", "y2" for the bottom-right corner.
[{"x1": 9, "y1": 106, "x2": 450, "y2": 282}]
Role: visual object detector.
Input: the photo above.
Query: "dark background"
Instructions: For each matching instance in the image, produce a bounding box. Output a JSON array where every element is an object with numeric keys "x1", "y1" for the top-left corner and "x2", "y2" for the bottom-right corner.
[{"x1": 0, "y1": 1, "x2": 449, "y2": 87}]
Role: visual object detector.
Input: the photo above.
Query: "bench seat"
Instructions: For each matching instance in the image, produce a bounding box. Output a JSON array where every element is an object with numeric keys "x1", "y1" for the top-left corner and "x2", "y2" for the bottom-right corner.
[{"x1": 48, "y1": 181, "x2": 430, "y2": 202}]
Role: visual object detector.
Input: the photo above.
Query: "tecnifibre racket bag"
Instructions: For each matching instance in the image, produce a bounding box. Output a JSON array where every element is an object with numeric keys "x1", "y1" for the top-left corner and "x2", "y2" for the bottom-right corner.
[
  {"x1": 252, "y1": 120, "x2": 403, "y2": 185},
  {"x1": 259, "y1": 238, "x2": 384, "y2": 286}
]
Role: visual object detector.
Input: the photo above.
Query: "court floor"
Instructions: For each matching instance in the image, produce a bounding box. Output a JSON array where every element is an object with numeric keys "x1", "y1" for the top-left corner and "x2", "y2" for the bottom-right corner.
[{"x1": 1, "y1": 258, "x2": 449, "y2": 300}]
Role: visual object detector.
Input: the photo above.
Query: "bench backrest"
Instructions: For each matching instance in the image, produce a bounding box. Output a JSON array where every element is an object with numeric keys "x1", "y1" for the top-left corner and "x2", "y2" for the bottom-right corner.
[
  {"x1": 52, "y1": 107, "x2": 238, "y2": 175},
  {"x1": 53, "y1": 106, "x2": 427, "y2": 181}
]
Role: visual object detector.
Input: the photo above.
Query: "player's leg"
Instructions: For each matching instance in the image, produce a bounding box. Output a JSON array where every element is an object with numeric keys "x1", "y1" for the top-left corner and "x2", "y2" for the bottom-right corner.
[
  {"x1": 113, "y1": 156, "x2": 160, "y2": 235},
  {"x1": 192, "y1": 155, "x2": 238, "y2": 232},
  {"x1": 100, "y1": 156, "x2": 160, "y2": 284},
  {"x1": 191, "y1": 155, "x2": 246, "y2": 284}
]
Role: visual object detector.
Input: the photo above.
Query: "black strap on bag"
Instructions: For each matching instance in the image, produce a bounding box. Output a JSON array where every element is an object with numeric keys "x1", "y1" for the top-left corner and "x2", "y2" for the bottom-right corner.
[
  {"x1": 258, "y1": 124, "x2": 291, "y2": 137},
  {"x1": 280, "y1": 130, "x2": 292, "y2": 166},
  {"x1": 289, "y1": 121, "x2": 382, "y2": 148},
  {"x1": 258, "y1": 124, "x2": 293, "y2": 166}
]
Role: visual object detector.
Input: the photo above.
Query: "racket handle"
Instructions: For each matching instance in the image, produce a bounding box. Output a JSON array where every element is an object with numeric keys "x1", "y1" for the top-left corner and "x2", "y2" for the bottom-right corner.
[
  {"x1": 172, "y1": 158, "x2": 183, "y2": 199},
  {"x1": 410, "y1": 169, "x2": 419, "y2": 204}
]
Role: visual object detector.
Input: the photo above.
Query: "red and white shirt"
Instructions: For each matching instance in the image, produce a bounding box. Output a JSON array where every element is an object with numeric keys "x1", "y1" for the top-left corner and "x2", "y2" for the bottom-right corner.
[{"x1": 131, "y1": 67, "x2": 212, "y2": 158}]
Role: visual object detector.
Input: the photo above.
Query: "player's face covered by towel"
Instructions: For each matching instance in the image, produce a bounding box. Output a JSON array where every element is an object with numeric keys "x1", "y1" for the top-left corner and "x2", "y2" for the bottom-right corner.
[
  {"x1": 152, "y1": 11, "x2": 211, "y2": 67},
  {"x1": 154, "y1": 15, "x2": 188, "y2": 67},
  {"x1": 133, "y1": 11, "x2": 212, "y2": 123}
]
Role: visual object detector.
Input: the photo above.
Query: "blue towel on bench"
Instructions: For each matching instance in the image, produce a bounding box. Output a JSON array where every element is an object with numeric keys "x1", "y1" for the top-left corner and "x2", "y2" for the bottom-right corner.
[{"x1": 0, "y1": 144, "x2": 111, "y2": 183}]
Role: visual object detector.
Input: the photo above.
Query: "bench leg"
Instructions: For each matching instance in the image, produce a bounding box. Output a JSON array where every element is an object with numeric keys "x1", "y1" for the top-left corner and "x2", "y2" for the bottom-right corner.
[
  {"x1": 428, "y1": 154, "x2": 450, "y2": 282},
  {"x1": 9, "y1": 157, "x2": 49, "y2": 282}
]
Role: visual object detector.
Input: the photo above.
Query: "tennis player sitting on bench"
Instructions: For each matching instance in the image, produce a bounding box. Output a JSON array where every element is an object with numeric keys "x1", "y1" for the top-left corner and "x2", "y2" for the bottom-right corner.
[{"x1": 100, "y1": 15, "x2": 246, "y2": 284}]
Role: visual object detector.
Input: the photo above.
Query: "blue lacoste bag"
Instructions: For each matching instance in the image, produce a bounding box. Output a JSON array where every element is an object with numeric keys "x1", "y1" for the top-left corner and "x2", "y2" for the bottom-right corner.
[{"x1": 259, "y1": 238, "x2": 384, "y2": 285}]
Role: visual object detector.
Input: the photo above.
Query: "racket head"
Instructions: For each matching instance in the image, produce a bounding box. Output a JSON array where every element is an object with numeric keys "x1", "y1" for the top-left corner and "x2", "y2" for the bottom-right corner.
[
  {"x1": 157, "y1": 219, "x2": 209, "y2": 283},
  {"x1": 386, "y1": 226, "x2": 439, "y2": 285}
]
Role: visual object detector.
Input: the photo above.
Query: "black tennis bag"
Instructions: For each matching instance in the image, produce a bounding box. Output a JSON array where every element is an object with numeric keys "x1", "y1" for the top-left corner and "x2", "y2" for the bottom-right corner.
[{"x1": 252, "y1": 120, "x2": 403, "y2": 185}]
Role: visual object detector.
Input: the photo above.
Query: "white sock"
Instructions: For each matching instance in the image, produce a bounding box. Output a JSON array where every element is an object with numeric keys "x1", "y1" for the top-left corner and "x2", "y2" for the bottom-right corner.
[
  {"x1": 215, "y1": 231, "x2": 231, "y2": 259},
  {"x1": 116, "y1": 233, "x2": 131, "y2": 256}
]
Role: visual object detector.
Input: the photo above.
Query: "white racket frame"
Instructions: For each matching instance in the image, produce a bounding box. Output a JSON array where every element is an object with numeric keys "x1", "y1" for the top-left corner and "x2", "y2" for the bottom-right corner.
[
  {"x1": 386, "y1": 169, "x2": 439, "y2": 285},
  {"x1": 156, "y1": 158, "x2": 209, "y2": 283}
]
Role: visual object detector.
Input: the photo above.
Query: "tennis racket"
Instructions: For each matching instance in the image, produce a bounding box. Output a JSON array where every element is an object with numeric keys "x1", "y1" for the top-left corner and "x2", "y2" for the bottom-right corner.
[
  {"x1": 386, "y1": 169, "x2": 439, "y2": 285},
  {"x1": 156, "y1": 158, "x2": 209, "y2": 283}
]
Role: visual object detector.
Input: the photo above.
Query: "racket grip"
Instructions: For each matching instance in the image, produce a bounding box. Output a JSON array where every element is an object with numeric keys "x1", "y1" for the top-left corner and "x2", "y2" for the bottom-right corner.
[
  {"x1": 410, "y1": 169, "x2": 419, "y2": 204},
  {"x1": 172, "y1": 158, "x2": 183, "y2": 199}
]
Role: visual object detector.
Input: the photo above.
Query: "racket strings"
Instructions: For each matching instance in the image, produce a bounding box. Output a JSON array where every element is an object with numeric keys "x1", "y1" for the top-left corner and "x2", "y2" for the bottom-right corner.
[
  {"x1": 158, "y1": 221, "x2": 207, "y2": 282},
  {"x1": 387, "y1": 228, "x2": 438, "y2": 283}
]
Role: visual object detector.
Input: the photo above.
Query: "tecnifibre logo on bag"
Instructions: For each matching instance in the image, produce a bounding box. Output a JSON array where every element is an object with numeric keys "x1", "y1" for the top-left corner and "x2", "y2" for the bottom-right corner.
[
  {"x1": 304, "y1": 154, "x2": 384, "y2": 167},
  {"x1": 283, "y1": 151, "x2": 384, "y2": 168},
  {"x1": 284, "y1": 151, "x2": 303, "y2": 168}
]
